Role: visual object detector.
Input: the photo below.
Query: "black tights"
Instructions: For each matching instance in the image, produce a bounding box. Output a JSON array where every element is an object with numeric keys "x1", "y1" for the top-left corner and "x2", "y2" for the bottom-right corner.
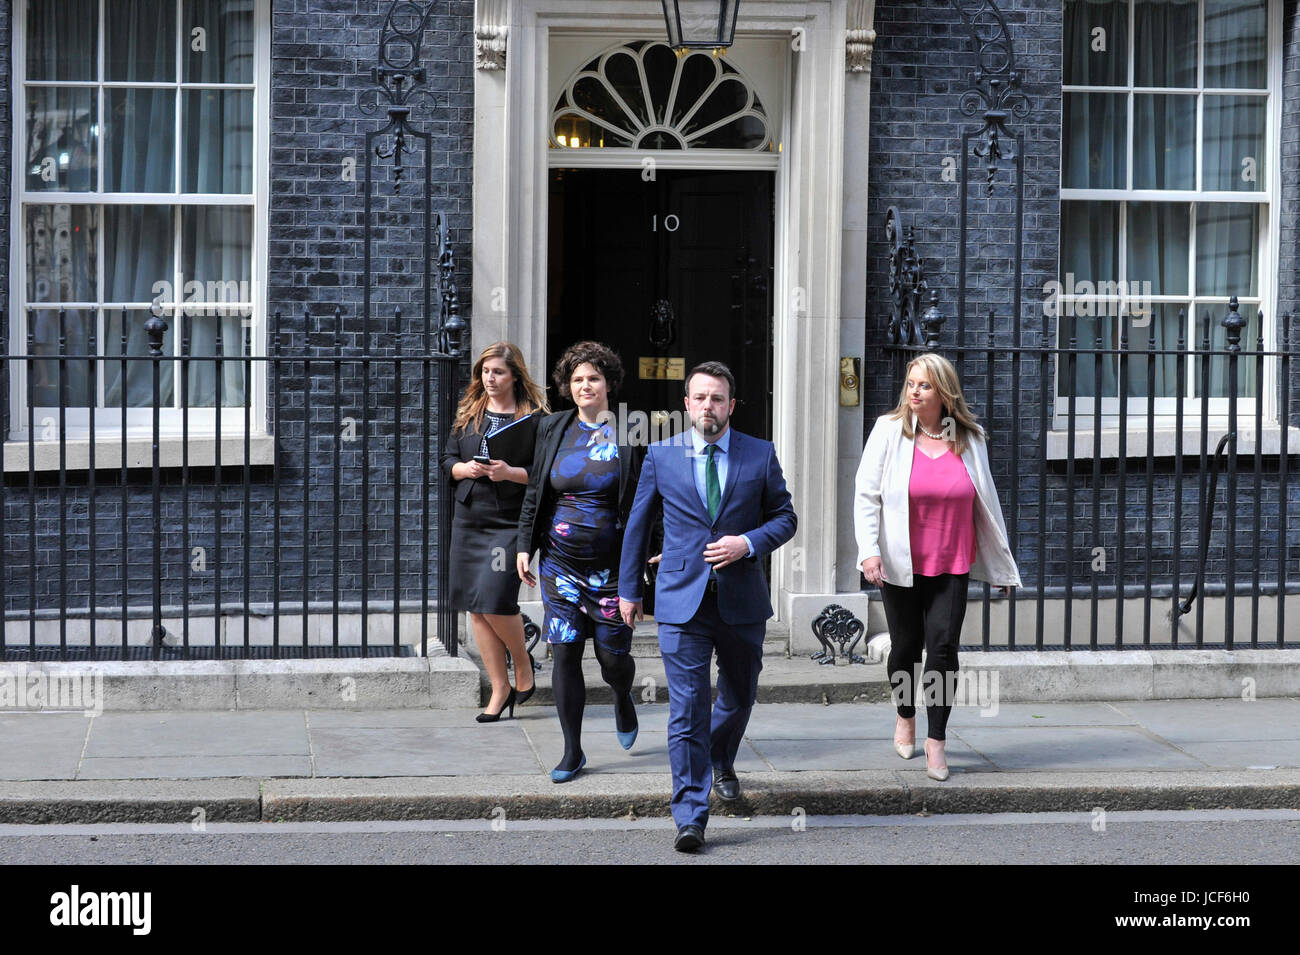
[
  {"x1": 550, "y1": 642, "x2": 637, "y2": 772},
  {"x1": 879, "y1": 573, "x2": 969, "y2": 742}
]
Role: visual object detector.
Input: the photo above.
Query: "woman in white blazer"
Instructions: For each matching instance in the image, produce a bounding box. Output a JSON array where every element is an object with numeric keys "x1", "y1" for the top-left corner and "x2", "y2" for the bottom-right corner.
[{"x1": 854, "y1": 353, "x2": 1021, "y2": 781}]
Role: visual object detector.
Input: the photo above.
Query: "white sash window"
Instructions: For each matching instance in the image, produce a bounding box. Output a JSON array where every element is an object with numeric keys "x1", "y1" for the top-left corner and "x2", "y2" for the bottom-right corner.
[
  {"x1": 1058, "y1": 0, "x2": 1278, "y2": 424},
  {"x1": 10, "y1": 0, "x2": 268, "y2": 444}
]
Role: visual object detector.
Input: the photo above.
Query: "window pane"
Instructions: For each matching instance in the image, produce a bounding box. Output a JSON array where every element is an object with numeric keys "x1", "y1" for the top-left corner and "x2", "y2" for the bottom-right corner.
[
  {"x1": 1196, "y1": 204, "x2": 1259, "y2": 296},
  {"x1": 1201, "y1": 303, "x2": 1259, "y2": 397},
  {"x1": 183, "y1": 313, "x2": 248, "y2": 407},
  {"x1": 1062, "y1": 93, "x2": 1126, "y2": 188},
  {"x1": 681, "y1": 77, "x2": 749, "y2": 139},
  {"x1": 28, "y1": 309, "x2": 94, "y2": 407},
  {"x1": 27, "y1": 0, "x2": 97, "y2": 82},
  {"x1": 572, "y1": 76, "x2": 638, "y2": 133},
  {"x1": 671, "y1": 54, "x2": 718, "y2": 127},
  {"x1": 1068, "y1": 316, "x2": 1118, "y2": 398},
  {"x1": 183, "y1": 90, "x2": 253, "y2": 193},
  {"x1": 25, "y1": 87, "x2": 98, "y2": 192},
  {"x1": 1124, "y1": 303, "x2": 1184, "y2": 397},
  {"x1": 604, "y1": 51, "x2": 650, "y2": 127},
  {"x1": 1127, "y1": 202, "x2": 1190, "y2": 295},
  {"x1": 105, "y1": 89, "x2": 176, "y2": 192},
  {"x1": 552, "y1": 112, "x2": 631, "y2": 149},
  {"x1": 1064, "y1": 0, "x2": 1128, "y2": 86},
  {"x1": 106, "y1": 0, "x2": 177, "y2": 82},
  {"x1": 104, "y1": 309, "x2": 175, "y2": 408},
  {"x1": 1061, "y1": 201, "x2": 1119, "y2": 286},
  {"x1": 184, "y1": 0, "x2": 255, "y2": 84},
  {"x1": 105, "y1": 206, "x2": 174, "y2": 303},
  {"x1": 1134, "y1": 0, "x2": 1197, "y2": 88},
  {"x1": 691, "y1": 115, "x2": 767, "y2": 149},
  {"x1": 1205, "y1": 0, "x2": 1266, "y2": 89},
  {"x1": 182, "y1": 206, "x2": 252, "y2": 291},
  {"x1": 1132, "y1": 94, "x2": 1195, "y2": 189},
  {"x1": 1202, "y1": 95, "x2": 1266, "y2": 192},
  {"x1": 27, "y1": 205, "x2": 99, "y2": 303}
]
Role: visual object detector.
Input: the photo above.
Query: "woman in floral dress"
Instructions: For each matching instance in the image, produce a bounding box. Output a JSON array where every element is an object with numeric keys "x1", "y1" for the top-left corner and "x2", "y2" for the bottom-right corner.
[{"x1": 517, "y1": 342, "x2": 645, "y2": 782}]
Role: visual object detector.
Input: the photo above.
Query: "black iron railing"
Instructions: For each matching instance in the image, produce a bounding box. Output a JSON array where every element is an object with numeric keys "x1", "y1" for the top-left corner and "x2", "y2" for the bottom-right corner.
[
  {"x1": 880, "y1": 297, "x2": 1297, "y2": 650},
  {"x1": 1, "y1": 295, "x2": 464, "y2": 662}
]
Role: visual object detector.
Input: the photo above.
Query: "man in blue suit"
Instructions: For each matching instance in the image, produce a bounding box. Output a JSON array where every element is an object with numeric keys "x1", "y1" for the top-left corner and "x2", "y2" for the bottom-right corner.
[{"x1": 619, "y1": 361, "x2": 797, "y2": 852}]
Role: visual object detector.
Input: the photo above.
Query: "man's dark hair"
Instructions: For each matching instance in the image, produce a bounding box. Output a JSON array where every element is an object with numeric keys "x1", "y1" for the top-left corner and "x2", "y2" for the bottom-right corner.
[
  {"x1": 552, "y1": 340, "x2": 624, "y2": 399},
  {"x1": 685, "y1": 361, "x2": 735, "y2": 401}
]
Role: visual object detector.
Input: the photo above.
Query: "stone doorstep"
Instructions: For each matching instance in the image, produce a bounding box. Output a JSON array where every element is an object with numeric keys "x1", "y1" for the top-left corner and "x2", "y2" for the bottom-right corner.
[
  {"x1": 0, "y1": 657, "x2": 481, "y2": 711},
  {"x1": 4, "y1": 650, "x2": 1300, "y2": 712}
]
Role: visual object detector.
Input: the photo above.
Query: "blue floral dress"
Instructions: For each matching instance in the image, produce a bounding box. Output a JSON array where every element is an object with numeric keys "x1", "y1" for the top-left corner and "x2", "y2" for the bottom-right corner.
[{"x1": 539, "y1": 416, "x2": 632, "y2": 653}]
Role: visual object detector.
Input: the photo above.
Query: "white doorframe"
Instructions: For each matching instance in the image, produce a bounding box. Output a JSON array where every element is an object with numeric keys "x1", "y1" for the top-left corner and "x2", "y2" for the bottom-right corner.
[{"x1": 473, "y1": 0, "x2": 848, "y2": 624}]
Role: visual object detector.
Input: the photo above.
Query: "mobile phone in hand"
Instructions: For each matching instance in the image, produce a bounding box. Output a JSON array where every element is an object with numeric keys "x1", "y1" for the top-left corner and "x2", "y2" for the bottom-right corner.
[{"x1": 473, "y1": 455, "x2": 491, "y2": 465}]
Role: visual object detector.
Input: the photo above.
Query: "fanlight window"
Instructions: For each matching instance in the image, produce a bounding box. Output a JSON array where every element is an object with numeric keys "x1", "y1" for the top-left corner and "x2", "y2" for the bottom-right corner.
[{"x1": 551, "y1": 40, "x2": 771, "y2": 150}]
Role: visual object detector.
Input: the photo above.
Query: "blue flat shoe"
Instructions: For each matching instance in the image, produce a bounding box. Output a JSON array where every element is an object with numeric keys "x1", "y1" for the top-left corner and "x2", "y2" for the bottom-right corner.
[
  {"x1": 550, "y1": 753, "x2": 586, "y2": 784},
  {"x1": 616, "y1": 693, "x2": 638, "y2": 750}
]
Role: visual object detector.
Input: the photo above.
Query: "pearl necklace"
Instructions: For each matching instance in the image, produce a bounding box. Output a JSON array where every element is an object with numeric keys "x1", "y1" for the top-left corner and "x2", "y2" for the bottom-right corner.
[{"x1": 917, "y1": 420, "x2": 946, "y2": 440}]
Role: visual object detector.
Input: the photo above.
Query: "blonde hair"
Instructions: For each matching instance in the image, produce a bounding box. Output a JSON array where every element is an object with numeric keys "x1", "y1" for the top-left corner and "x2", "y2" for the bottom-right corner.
[
  {"x1": 889, "y1": 353, "x2": 984, "y2": 457},
  {"x1": 453, "y1": 341, "x2": 550, "y2": 435}
]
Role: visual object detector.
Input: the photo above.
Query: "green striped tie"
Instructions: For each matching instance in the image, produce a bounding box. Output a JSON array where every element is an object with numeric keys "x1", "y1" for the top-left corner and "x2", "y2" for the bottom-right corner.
[{"x1": 705, "y1": 444, "x2": 721, "y2": 521}]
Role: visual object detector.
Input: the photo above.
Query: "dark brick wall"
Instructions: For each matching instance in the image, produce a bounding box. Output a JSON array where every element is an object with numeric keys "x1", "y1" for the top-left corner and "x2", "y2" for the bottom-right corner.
[
  {"x1": 865, "y1": 0, "x2": 1300, "y2": 605},
  {"x1": 2, "y1": 0, "x2": 474, "y2": 622}
]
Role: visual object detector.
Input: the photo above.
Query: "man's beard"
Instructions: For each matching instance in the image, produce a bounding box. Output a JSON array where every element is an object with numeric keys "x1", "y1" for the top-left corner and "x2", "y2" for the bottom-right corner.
[{"x1": 694, "y1": 411, "x2": 727, "y2": 436}]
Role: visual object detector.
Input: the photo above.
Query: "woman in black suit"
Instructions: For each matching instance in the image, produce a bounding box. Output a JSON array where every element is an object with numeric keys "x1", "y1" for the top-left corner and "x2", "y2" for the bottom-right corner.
[
  {"x1": 442, "y1": 342, "x2": 549, "y2": 722},
  {"x1": 516, "y1": 341, "x2": 644, "y2": 782}
]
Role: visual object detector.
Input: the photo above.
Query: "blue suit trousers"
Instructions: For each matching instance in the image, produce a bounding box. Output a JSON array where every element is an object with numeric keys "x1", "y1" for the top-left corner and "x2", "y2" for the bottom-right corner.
[{"x1": 657, "y1": 588, "x2": 765, "y2": 830}]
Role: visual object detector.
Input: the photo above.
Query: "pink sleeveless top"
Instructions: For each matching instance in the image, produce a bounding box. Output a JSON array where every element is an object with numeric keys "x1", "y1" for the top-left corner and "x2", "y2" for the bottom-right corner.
[{"x1": 908, "y1": 445, "x2": 977, "y2": 576}]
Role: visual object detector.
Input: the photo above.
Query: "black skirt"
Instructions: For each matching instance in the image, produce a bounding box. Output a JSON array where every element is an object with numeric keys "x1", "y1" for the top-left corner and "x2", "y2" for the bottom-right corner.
[{"x1": 448, "y1": 483, "x2": 524, "y2": 614}]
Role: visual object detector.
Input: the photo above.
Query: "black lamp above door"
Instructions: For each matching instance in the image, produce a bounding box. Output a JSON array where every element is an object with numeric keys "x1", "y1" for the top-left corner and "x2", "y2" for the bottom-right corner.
[{"x1": 660, "y1": 0, "x2": 740, "y2": 51}]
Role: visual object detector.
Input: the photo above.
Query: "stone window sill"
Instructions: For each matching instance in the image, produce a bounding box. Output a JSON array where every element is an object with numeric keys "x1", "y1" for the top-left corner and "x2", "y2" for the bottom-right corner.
[
  {"x1": 1045, "y1": 423, "x2": 1300, "y2": 460},
  {"x1": 3, "y1": 435, "x2": 276, "y2": 472}
]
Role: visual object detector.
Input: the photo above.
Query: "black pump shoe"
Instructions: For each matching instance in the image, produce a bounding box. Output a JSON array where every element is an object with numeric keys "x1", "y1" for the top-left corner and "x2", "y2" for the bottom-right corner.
[
  {"x1": 475, "y1": 687, "x2": 517, "y2": 723},
  {"x1": 515, "y1": 653, "x2": 537, "y2": 706}
]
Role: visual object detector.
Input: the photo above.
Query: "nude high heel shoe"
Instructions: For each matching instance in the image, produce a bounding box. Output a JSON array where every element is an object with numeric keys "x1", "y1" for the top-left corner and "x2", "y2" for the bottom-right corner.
[
  {"x1": 924, "y1": 738, "x2": 949, "y2": 781},
  {"x1": 893, "y1": 716, "x2": 915, "y2": 760}
]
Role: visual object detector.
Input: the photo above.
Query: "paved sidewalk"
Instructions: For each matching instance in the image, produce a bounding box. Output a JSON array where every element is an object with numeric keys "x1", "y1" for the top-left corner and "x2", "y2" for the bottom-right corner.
[{"x1": 3, "y1": 697, "x2": 1300, "y2": 823}]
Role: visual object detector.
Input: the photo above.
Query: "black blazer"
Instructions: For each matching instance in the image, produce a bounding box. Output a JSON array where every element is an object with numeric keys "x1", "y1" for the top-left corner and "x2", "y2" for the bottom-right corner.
[
  {"x1": 516, "y1": 408, "x2": 645, "y2": 558},
  {"x1": 440, "y1": 411, "x2": 542, "y2": 510}
]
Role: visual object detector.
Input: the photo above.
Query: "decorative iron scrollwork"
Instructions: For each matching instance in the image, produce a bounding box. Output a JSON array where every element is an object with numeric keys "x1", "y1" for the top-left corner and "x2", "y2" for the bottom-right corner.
[
  {"x1": 810, "y1": 604, "x2": 867, "y2": 665},
  {"x1": 516, "y1": 614, "x2": 543, "y2": 670},
  {"x1": 949, "y1": 0, "x2": 1030, "y2": 195},
  {"x1": 361, "y1": 2, "x2": 449, "y2": 194}
]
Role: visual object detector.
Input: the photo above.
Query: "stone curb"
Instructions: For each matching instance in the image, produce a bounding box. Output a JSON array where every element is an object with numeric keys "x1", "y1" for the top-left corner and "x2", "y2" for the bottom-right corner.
[
  {"x1": 0, "y1": 779, "x2": 261, "y2": 824},
  {"x1": 6, "y1": 771, "x2": 1298, "y2": 824}
]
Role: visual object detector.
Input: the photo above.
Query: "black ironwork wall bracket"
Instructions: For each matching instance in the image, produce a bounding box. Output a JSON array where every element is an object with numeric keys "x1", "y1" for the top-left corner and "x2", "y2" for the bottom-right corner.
[
  {"x1": 885, "y1": 207, "x2": 946, "y2": 348},
  {"x1": 949, "y1": 0, "x2": 1030, "y2": 196},
  {"x1": 358, "y1": 0, "x2": 465, "y2": 356}
]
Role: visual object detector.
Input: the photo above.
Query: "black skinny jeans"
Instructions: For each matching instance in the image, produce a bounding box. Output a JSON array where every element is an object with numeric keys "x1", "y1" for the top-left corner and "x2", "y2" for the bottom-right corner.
[{"x1": 879, "y1": 572, "x2": 969, "y2": 741}]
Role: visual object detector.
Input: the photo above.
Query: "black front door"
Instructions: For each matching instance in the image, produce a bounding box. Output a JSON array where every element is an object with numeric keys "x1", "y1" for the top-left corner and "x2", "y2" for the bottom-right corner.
[{"x1": 547, "y1": 168, "x2": 775, "y2": 440}]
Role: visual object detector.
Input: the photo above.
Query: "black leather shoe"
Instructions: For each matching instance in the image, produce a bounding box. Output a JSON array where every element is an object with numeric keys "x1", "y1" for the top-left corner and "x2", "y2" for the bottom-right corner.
[
  {"x1": 674, "y1": 824, "x2": 705, "y2": 853},
  {"x1": 712, "y1": 767, "x2": 741, "y2": 802}
]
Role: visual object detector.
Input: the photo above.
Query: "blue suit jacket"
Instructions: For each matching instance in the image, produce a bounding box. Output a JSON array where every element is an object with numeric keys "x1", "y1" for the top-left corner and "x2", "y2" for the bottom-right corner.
[{"x1": 617, "y1": 429, "x2": 797, "y2": 625}]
